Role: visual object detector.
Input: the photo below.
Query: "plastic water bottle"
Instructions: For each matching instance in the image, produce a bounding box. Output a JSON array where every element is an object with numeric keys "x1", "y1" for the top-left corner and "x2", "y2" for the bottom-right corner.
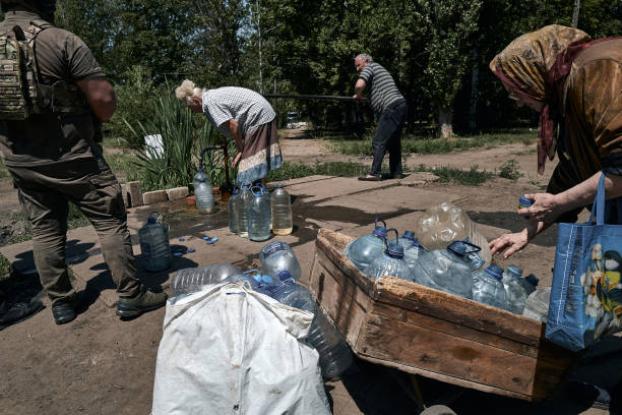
[
  {"x1": 398, "y1": 230, "x2": 426, "y2": 271},
  {"x1": 248, "y1": 185, "x2": 271, "y2": 241},
  {"x1": 502, "y1": 265, "x2": 528, "y2": 314},
  {"x1": 523, "y1": 287, "x2": 551, "y2": 322},
  {"x1": 411, "y1": 240, "x2": 481, "y2": 299},
  {"x1": 363, "y1": 229, "x2": 411, "y2": 281},
  {"x1": 259, "y1": 241, "x2": 302, "y2": 280},
  {"x1": 238, "y1": 184, "x2": 253, "y2": 238},
  {"x1": 472, "y1": 264, "x2": 508, "y2": 309},
  {"x1": 269, "y1": 273, "x2": 353, "y2": 380},
  {"x1": 172, "y1": 263, "x2": 242, "y2": 296},
  {"x1": 271, "y1": 186, "x2": 293, "y2": 235},
  {"x1": 138, "y1": 213, "x2": 172, "y2": 272},
  {"x1": 345, "y1": 219, "x2": 388, "y2": 271},
  {"x1": 194, "y1": 167, "x2": 215, "y2": 213},
  {"x1": 228, "y1": 186, "x2": 241, "y2": 234}
]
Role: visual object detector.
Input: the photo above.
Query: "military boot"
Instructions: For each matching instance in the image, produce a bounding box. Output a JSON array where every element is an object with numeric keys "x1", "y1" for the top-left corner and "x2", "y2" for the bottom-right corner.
[{"x1": 116, "y1": 287, "x2": 167, "y2": 320}]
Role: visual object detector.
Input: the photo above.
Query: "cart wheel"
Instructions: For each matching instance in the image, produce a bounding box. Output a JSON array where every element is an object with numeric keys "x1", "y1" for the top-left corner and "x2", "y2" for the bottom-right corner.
[{"x1": 419, "y1": 405, "x2": 457, "y2": 415}]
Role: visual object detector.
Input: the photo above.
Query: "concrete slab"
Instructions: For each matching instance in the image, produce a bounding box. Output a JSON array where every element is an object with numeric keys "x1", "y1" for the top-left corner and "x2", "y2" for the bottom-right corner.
[{"x1": 286, "y1": 176, "x2": 396, "y2": 204}]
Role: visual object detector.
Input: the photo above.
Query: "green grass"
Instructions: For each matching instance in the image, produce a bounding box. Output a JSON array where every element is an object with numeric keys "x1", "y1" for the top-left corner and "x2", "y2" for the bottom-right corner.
[
  {"x1": 413, "y1": 165, "x2": 495, "y2": 186},
  {"x1": 105, "y1": 151, "x2": 142, "y2": 182},
  {"x1": 498, "y1": 159, "x2": 524, "y2": 181},
  {"x1": 268, "y1": 161, "x2": 495, "y2": 186},
  {"x1": 330, "y1": 131, "x2": 537, "y2": 156}
]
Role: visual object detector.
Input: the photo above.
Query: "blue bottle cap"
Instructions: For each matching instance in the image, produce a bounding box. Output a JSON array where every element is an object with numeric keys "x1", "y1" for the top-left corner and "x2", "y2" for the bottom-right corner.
[
  {"x1": 263, "y1": 241, "x2": 289, "y2": 257},
  {"x1": 385, "y1": 241, "x2": 404, "y2": 259},
  {"x1": 372, "y1": 226, "x2": 388, "y2": 238},
  {"x1": 507, "y1": 265, "x2": 523, "y2": 278},
  {"x1": 232, "y1": 186, "x2": 240, "y2": 195},
  {"x1": 518, "y1": 195, "x2": 534, "y2": 208},
  {"x1": 147, "y1": 215, "x2": 158, "y2": 224},
  {"x1": 402, "y1": 230, "x2": 416, "y2": 241},
  {"x1": 485, "y1": 264, "x2": 504, "y2": 280},
  {"x1": 525, "y1": 274, "x2": 539, "y2": 287}
]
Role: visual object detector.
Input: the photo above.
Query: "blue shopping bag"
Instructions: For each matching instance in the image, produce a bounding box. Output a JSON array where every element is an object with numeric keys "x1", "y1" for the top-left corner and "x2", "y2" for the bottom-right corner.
[{"x1": 546, "y1": 173, "x2": 622, "y2": 351}]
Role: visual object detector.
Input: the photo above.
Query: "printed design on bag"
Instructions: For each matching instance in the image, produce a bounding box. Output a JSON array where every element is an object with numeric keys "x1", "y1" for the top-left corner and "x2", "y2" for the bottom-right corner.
[
  {"x1": 581, "y1": 243, "x2": 605, "y2": 320},
  {"x1": 580, "y1": 243, "x2": 622, "y2": 339}
]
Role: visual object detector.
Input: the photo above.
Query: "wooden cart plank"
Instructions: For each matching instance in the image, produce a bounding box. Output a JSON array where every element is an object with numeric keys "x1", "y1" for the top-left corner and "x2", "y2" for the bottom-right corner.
[{"x1": 359, "y1": 301, "x2": 537, "y2": 396}]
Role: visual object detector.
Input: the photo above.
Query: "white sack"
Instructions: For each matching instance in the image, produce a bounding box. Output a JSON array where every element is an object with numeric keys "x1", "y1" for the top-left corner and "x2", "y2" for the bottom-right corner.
[{"x1": 152, "y1": 282, "x2": 331, "y2": 415}]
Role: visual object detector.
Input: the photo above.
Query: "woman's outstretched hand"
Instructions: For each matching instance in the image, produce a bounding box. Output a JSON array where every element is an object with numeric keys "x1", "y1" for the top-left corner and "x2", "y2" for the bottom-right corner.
[{"x1": 489, "y1": 229, "x2": 529, "y2": 259}]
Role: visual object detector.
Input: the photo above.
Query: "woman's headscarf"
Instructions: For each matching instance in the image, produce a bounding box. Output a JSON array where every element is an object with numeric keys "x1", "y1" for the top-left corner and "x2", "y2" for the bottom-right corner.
[{"x1": 490, "y1": 25, "x2": 591, "y2": 174}]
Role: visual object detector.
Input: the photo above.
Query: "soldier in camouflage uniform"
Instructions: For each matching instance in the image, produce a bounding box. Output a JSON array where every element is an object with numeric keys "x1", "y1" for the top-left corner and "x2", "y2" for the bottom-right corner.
[{"x1": 0, "y1": 0, "x2": 166, "y2": 324}]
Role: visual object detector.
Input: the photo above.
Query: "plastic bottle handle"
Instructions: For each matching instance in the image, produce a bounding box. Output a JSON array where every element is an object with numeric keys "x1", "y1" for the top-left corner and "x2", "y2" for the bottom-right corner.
[
  {"x1": 374, "y1": 217, "x2": 387, "y2": 229},
  {"x1": 384, "y1": 228, "x2": 399, "y2": 249}
]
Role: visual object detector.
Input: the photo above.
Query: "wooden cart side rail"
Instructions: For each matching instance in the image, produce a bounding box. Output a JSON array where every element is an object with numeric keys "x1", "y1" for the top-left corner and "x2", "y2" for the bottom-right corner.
[
  {"x1": 309, "y1": 248, "x2": 372, "y2": 347},
  {"x1": 375, "y1": 278, "x2": 543, "y2": 347},
  {"x1": 316, "y1": 228, "x2": 543, "y2": 347}
]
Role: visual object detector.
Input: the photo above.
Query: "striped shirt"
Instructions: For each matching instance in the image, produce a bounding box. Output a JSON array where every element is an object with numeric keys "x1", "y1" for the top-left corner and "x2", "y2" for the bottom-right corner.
[
  {"x1": 202, "y1": 87, "x2": 276, "y2": 137},
  {"x1": 359, "y1": 62, "x2": 404, "y2": 115}
]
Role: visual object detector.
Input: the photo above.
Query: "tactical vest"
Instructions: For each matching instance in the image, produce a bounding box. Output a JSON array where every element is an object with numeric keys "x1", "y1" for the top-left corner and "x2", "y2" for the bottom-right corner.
[{"x1": 0, "y1": 19, "x2": 88, "y2": 120}]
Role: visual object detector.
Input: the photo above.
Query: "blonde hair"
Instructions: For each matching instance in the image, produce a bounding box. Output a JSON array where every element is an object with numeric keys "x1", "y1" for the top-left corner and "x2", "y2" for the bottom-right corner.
[{"x1": 175, "y1": 79, "x2": 203, "y2": 104}]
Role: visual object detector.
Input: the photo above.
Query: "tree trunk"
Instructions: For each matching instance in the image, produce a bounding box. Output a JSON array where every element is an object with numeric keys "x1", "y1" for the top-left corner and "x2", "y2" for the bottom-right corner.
[
  {"x1": 572, "y1": 0, "x2": 581, "y2": 27},
  {"x1": 439, "y1": 107, "x2": 454, "y2": 139},
  {"x1": 468, "y1": 47, "x2": 480, "y2": 131}
]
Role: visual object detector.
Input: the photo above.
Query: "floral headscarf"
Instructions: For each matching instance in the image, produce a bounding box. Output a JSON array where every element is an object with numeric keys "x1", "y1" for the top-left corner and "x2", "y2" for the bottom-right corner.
[{"x1": 490, "y1": 25, "x2": 590, "y2": 174}]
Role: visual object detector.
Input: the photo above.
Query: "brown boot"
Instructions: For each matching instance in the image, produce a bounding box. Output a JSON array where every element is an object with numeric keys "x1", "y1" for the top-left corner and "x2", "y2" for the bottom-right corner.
[{"x1": 116, "y1": 287, "x2": 167, "y2": 320}]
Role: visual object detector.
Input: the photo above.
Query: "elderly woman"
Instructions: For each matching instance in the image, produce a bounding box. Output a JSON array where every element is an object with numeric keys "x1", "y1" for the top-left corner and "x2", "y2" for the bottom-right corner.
[
  {"x1": 175, "y1": 81, "x2": 283, "y2": 185},
  {"x1": 489, "y1": 25, "x2": 622, "y2": 410},
  {"x1": 489, "y1": 25, "x2": 622, "y2": 258}
]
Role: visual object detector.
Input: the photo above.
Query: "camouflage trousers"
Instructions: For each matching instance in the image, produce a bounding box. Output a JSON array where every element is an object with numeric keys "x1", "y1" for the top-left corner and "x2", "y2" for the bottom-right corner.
[{"x1": 8, "y1": 156, "x2": 141, "y2": 304}]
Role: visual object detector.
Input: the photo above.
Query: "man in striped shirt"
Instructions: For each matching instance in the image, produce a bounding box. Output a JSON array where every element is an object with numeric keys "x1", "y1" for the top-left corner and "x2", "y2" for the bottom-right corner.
[{"x1": 353, "y1": 54, "x2": 407, "y2": 181}]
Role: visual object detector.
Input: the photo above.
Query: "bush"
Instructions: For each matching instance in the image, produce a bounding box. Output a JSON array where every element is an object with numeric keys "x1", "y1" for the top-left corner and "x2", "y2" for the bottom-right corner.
[
  {"x1": 124, "y1": 90, "x2": 228, "y2": 192},
  {"x1": 108, "y1": 66, "x2": 158, "y2": 148},
  {"x1": 498, "y1": 159, "x2": 523, "y2": 181}
]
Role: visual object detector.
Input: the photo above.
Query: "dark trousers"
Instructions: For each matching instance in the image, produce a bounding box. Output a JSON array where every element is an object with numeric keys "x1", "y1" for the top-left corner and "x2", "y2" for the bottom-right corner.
[
  {"x1": 370, "y1": 100, "x2": 407, "y2": 176},
  {"x1": 8, "y1": 156, "x2": 141, "y2": 304}
]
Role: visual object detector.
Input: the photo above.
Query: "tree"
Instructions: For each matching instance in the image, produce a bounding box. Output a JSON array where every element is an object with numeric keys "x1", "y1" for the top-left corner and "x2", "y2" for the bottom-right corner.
[{"x1": 419, "y1": 0, "x2": 482, "y2": 138}]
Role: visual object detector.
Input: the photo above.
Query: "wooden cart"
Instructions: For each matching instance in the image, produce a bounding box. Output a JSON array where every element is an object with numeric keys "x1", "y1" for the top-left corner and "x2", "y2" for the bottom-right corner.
[{"x1": 308, "y1": 228, "x2": 575, "y2": 401}]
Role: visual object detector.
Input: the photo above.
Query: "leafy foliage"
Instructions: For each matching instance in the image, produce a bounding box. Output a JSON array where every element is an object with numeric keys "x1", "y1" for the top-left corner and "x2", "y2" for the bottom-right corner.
[{"x1": 124, "y1": 91, "x2": 221, "y2": 191}]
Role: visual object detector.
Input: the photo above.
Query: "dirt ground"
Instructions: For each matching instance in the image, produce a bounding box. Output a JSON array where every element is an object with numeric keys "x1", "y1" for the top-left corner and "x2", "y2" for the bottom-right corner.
[{"x1": 0, "y1": 137, "x2": 599, "y2": 415}]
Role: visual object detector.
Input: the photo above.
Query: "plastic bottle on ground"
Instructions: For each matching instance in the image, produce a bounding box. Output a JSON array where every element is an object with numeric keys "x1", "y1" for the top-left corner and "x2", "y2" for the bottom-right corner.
[
  {"x1": 523, "y1": 287, "x2": 551, "y2": 322},
  {"x1": 363, "y1": 229, "x2": 411, "y2": 281},
  {"x1": 259, "y1": 241, "x2": 302, "y2": 280},
  {"x1": 345, "y1": 219, "x2": 388, "y2": 271},
  {"x1": 248, "y1": 185, "x2": 271, "y2": 241},
  {"x1": 472, "y1": 264, "x2": 508, "y2": 309},
  {"x1": 502, "y1": 265, "x2": 528, "y2": 314},
  {"x1": 138, "y1": 213, "x2": 172, "y2": 272},
  {"x1": 410, "y1": 240, "x2": 481, "y2": 299},
  {"x1": 194, "y1": 168, "x2": 215, "y2": 213},
  {"x1": 271, "y1": 186, "x2": 293, "y2": 235},
  {"x1": 228, "y1": 186, "x2": 241, "y2": 234},
  {"x1": 172, "y1": 263, "x2": 243, "y2": 296}
]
